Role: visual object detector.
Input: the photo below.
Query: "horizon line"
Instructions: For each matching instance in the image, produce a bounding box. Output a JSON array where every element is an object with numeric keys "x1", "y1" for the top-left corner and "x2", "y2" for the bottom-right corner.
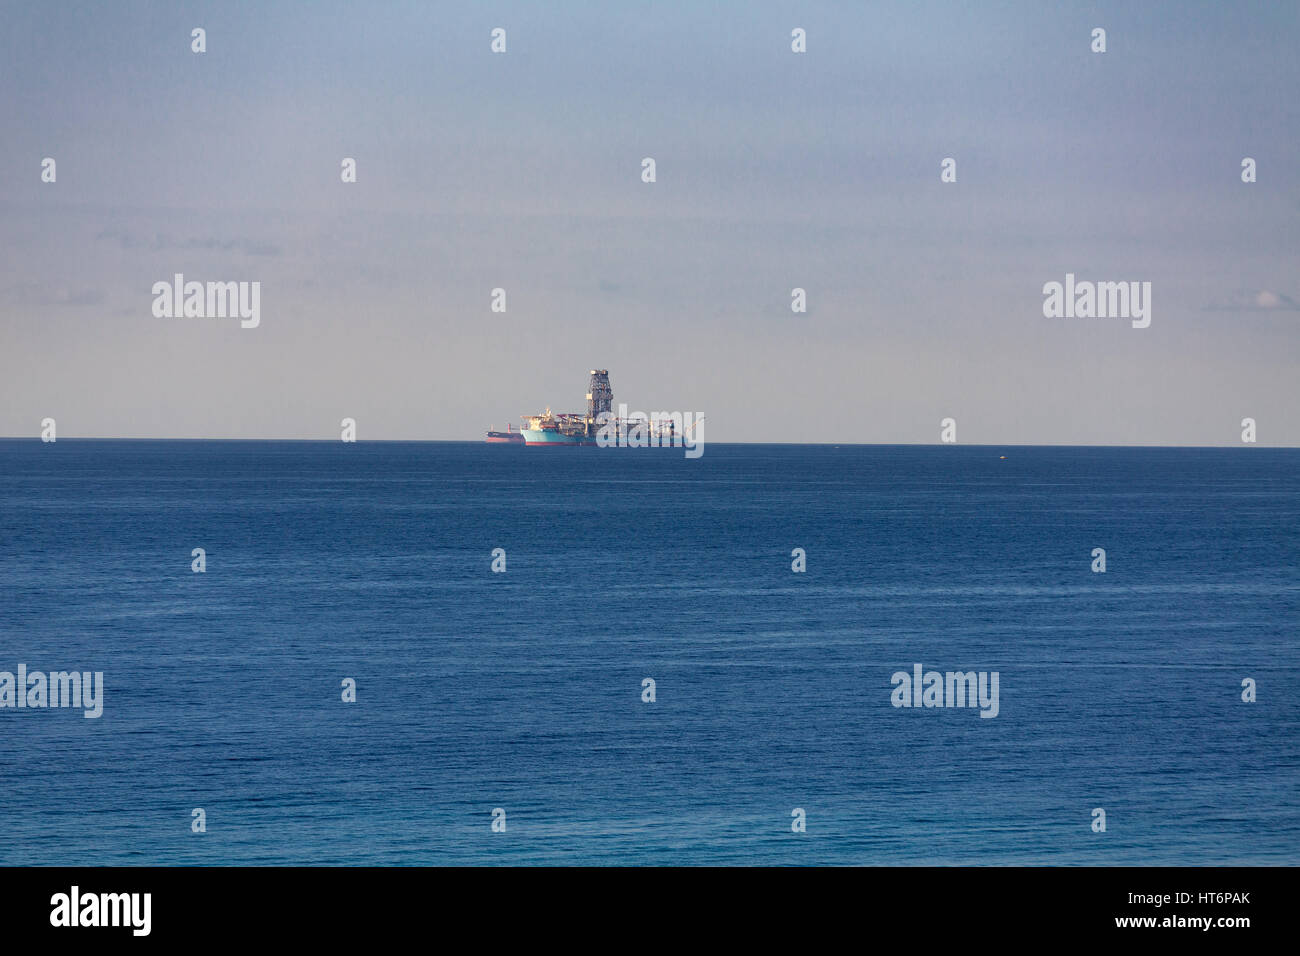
[{"x1": 2, "y1": 437, "x2": 1296, "y2": 450}]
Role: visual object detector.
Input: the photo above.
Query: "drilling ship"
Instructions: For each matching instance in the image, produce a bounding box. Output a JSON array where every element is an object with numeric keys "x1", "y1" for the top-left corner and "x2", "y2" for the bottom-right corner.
[
  {"x1": 519, "y1": 370, "x2": 612, "y2": 445},
  {"x1": 514, "y1": 370, "x2": 700, "y2": 447}
]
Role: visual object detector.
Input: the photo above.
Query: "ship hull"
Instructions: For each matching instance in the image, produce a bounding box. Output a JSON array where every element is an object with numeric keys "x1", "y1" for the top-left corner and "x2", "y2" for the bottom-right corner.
[
  {"x1": 522, "y1": 429, "x2": 595, "y2": 446},
  {"x1": 485, "y1": 432, "x2": 525, "y2": 444}
]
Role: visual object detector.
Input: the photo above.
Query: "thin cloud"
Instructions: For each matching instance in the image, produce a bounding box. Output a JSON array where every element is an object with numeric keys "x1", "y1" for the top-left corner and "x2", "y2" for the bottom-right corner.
[
  {"x1": 94, "y1": 229, "x2": 281, "y2": 257},
  {"x1": 1205, "y1": 289, "x2": 1300, "y2": 312},
  {"x1": 0, "y1": 282, "x2": 104, "y2": 307}
]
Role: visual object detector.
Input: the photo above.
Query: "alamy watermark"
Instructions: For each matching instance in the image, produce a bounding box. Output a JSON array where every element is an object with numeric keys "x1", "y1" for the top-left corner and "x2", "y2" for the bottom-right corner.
[
  {"x1": 0, "y1": 664, "x2": 103, "y2": 717},
  {"x1": 890, "y1": 663, "x2": 999, "y2": 718},
  {"x1": 50, "y1": 886, "x2": 150, "y2": 936},
  {"x1": 1043, "y1": 273, "x2": 1150, "y2": 328},
  {"x1": 595, "y1": 405, "x2": 704, "y2": 458},
  {"x1": 152, "y1": 274, "x2": 260, "y2": 328}
]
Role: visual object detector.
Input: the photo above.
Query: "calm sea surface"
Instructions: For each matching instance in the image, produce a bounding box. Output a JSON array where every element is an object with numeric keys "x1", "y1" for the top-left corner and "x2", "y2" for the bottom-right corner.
[{"x1": 0, "y1": 440, "x2": 1296, "y2": 865}]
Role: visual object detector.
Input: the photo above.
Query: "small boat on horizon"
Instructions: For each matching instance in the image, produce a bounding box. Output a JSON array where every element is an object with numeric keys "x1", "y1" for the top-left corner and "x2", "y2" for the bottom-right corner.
[{"x1": 485, "y1": 423, "x2": 525, "y2": 444}]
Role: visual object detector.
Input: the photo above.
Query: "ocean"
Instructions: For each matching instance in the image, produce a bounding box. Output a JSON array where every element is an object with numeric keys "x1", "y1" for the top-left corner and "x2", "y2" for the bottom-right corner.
[{"x1": 0, "y1": 440, "x2": 1296, "y2": 865}]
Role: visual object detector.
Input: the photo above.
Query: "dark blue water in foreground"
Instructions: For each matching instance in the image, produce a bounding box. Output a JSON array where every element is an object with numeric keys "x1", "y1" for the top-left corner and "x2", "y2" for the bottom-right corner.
[{"x1": 0, "y1": 440, "x2": 1296, "y2": 865}]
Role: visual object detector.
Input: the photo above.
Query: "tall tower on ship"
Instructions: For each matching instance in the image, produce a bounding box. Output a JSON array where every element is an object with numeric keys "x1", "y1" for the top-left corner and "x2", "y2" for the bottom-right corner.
[{"x1": 586, "y1": 369, "x2": 613, "y2": 432}]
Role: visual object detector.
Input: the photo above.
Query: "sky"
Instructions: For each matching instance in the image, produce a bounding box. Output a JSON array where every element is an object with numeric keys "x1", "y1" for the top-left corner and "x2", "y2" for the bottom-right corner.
[{"x1": 1, "y1": 0, "x2": 1297, "y2": 444}]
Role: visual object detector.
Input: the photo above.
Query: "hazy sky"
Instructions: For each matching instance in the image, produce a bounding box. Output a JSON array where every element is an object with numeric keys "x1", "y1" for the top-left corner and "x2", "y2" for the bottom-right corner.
[{"x1": 1, "y1": 0, "x2": 1297, "y2": 443}]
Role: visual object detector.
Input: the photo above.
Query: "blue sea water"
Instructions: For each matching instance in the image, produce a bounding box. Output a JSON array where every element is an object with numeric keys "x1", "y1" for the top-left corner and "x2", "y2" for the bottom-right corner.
[{"x1": 0, "y1": 439, "x2": 1296, "y2": 865}]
